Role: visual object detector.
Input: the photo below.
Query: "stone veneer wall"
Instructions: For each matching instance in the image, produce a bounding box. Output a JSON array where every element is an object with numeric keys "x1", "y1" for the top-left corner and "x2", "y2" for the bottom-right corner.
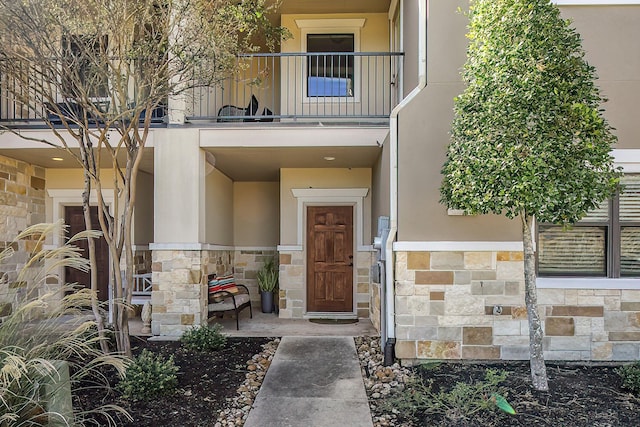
[
  {"x1": 277, "y1": 250, "x2": 304, "y2": 318},
  {"x1": 394, "y1": 250, "x2": 640, "y2": 363},
  {"x1": 278, "y1": 249, "x2": 374, "y2": 319},
  {"x1": 356, "y1": 251, "x2": 374, "y2": 318},
  {"x1": 370, "y1": 281, "x2": 381, "y2": 332},
  {"x1": 234, "y1": 249, "x2": 277, "y2": 307},
  {"x1": 0, "y1": 155, "x2": 46, "y2": 319},
  {"x1": 151, "y1": 249, "x2": 233, "y2": 336}
]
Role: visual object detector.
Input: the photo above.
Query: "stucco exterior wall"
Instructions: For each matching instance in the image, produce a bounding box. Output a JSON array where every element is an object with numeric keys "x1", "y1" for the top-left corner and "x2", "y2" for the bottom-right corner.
[
  {"x1": 280, "y1": 168, "x2": 372, "y2": 245},
  {"x1": 401, "y1": 0, "x2": 419, "y2": 95},
  {"x1": 154, "y1": 131, "x2": 202, "y2": 243},
  {"x1": 233, "y1": 182, "x2": 279, "y2": 247},
  {"x1": 371, "y1": 133, "x2": 390, "y2": 240},
  {"x1": 204, "y1": 168, "x2": 234, "y2": 246},
  {"x1": 397, "y1": 0, "x2": 521, "y2": 242},
  {"x1": 45, "y1": 167, "x2": 153, "y2": 245},
  {"x1": 134, "y1": 171, "x2": 154, "y2": 245},
  {"x1": 560, "y1": 6, "x2": 640, "y2": 150},
  {"x1": 396, "y1": 2, "x2": 640, "y2": 243},
  {"x1": 281, "y1": 13, "x2": 390, "y2": 53}
]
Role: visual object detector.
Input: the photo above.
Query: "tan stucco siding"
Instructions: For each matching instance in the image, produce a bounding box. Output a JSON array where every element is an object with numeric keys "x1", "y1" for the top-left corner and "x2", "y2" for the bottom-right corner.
[
  {"x1": 281, "y1": 13, "x2": 390, "y2": 53},
  {"x1": 397, "y1": 83, "x2": 521, "y2": 241},
  {"x1": 205, "y1": 168, "x2": 233, "y2": 246},
  {"x1": 401, "y1": 0, "x2": 419, "y2": 94},
  {"x1": 559, "y1": 6, "x2": 640, "y2": 149},
  {"x1": 280, "y1": 168, "x2": 372, "y2": 245},
  {"x1": 397, "y1": 0, "x2": 520, "y2": 242},
  {"x1": 45, "y1": 168, "x2": 121, "y2": 225},
  {"x1": 154, "y1": 131, "x2": 202, "y2": 243},
  {"x1": 45, "y1": 168, "x2": 119, "y2": 191},
  {"x1": 371, "y1": 132, "x2": 390, "y2": 238},
  {"x1": 396, "y1": 1, "x2": 639, "y2": 242},
  {"x1": 134, "y1": 171, "x2": 154, "y2": 245},
  {"x1": 233, "y1": 182, "x2": 279, "y2": 247}
]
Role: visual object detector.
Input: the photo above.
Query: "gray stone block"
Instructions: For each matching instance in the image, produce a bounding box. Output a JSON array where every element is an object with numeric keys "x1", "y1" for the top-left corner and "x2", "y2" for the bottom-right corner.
[
  {"x1": 437, "y1": 327, "x2": 462, "y2": 341},
  {"x1": 612, "y1": 343, "x2": 640, "y2": 361},
  {"x1": 500, "y1": 346, "x2": 530, "y2": 360}
]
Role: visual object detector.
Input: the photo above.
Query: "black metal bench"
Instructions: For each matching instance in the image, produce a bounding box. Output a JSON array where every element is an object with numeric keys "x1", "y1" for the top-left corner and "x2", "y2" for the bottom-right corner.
[{"x1": 207, "y1": 274, "x2": 252, "y2": 330}]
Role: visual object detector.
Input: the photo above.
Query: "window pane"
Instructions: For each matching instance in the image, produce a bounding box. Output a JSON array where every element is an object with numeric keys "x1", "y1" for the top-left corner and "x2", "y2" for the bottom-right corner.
[
  {"x1": 621, "y1": 227, "x2": 640, "y2": 277},
  {"x1": 620, "y1": 175, "x2": 640, "y2": 222},
  {"x1": 579, "y1": 200, "x2": 609, "y2": 223},
  {"x1": 538, "y1": 225, "x2": 606, "y2": 276},
  {"x1": 307, "y1": 34, "x2": 354, "y2": 97}
]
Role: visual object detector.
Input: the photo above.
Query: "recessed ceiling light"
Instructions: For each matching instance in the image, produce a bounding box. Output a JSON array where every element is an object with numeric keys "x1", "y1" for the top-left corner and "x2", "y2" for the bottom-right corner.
[
  {"x1": 52, "y1": 157, "x2": 64, "y2": 161},
  {"x1": 323, "y1": 156, "x2": 336, "y2": 161}
]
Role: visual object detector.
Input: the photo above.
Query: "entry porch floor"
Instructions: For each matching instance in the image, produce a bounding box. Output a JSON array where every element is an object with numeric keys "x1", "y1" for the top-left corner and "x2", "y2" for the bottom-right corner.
[{"x1": 130, "y1": 308, "x2": 378, "y2": 338}]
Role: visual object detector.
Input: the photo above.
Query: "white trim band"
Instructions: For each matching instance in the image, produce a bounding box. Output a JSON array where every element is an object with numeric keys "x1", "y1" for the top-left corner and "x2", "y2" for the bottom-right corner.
[
  {"x1": 537, "y1": 277, "x2": 640, "y2": 289},
  {"x1": 553, "y1": 1, "x2": 640, "y2": 4},
  {"x1": 277, "y1": 245, "x2": 304, "y2": 252},
  {"x1": 393, "y1": 241, "x2": 524, "y2": 252}
]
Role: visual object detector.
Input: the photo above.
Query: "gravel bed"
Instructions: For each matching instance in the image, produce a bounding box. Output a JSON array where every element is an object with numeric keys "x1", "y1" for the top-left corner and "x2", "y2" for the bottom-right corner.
[
  {"x1": 355, "y1": 336, "x2": 413, "y2": 427},
  {"x1": 214, "y1": 338, "x2": 280, "y2": 427}
]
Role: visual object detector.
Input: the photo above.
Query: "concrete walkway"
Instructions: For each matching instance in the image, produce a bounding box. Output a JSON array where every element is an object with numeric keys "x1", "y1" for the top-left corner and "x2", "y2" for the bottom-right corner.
[{"x1": 244, "y1": 336, "x2": 374, "y2": 427}]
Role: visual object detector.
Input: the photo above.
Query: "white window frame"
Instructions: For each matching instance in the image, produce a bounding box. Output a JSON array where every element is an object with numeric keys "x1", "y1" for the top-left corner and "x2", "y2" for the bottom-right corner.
[
  {"x1": 537, "y1": 149, "x2": 640, "y2": 289},
  {"x1": 295, "y1": 19, "x2": 365, "y2": 103}
]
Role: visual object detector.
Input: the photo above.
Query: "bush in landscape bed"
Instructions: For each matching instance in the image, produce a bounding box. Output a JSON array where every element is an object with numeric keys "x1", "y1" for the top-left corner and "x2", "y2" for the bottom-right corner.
[
  {"x1": 181, "y1": 323, "x2": 228, "y2": 352},
  {"x1": 616, "y1": 362, "x2": 640, "y2": 395},
  {"x1": 117, "y1": 349, "x2": 178, "y2": 401},
  {"x1": 385, "y1": 366, "x2": 514, "y2": 423},
  {"x1": 0, "y1": 223, "x2": 130, "y2": 426}
]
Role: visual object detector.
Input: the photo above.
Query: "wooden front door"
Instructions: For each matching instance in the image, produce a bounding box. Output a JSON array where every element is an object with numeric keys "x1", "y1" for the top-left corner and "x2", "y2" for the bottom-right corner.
[
  {"x1": 306, "y1": 206, "x2": 354, "y2": 312},
  {"x1": 65, "y1": 206, "x2": 110, "y2": 301}
]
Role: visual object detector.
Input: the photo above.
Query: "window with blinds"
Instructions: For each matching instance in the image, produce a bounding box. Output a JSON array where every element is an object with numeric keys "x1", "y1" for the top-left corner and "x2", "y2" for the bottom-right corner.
[
  {"x1": 537, "y1": 174, "x2": 640, "y2": 278},
  {"x1": 620, "y1": 175, "x2": 640, "y2": 276}
]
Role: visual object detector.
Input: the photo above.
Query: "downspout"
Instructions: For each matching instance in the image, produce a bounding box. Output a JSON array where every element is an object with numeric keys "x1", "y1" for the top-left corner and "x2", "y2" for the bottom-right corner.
[{"x1": 384, "y1": 0, "x2": 427, "y2": 366}]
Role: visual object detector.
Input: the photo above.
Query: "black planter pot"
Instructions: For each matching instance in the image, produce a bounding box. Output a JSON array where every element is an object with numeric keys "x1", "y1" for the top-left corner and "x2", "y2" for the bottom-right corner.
[{"x1": 260, "y1": 290, "x2": 274, "y2": 313}]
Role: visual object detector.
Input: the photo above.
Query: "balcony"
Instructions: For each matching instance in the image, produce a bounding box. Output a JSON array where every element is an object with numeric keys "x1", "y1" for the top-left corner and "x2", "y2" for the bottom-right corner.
[
  {"x1": 0, "y1": 52, "x2": 402, "y2": 126},
  {"x1": 188, "y1": 52, "x2": 402, "y2": 124}
]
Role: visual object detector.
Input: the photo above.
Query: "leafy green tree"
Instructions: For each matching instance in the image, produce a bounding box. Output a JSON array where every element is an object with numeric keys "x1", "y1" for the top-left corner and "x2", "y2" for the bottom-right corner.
[
  {"x1": 0, "y1": 0, "x2": 286, "y2": 356},
  {"x1": 440, "y1": 0, "x2": 620, "y2": 391}
]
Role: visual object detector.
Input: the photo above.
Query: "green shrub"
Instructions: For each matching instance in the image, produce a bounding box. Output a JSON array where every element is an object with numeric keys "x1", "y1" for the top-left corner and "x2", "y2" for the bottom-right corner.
[
  {"x1": 616, "y1": 362, "x2": 640, "y2": 395},
  {"x1": 181, "y1": 324, "x2": 227, "y2": 352},
  {"x1": 384, "y1": 367, "x2": 514, "y2": 422},
  {"x1": 117, "y1": 349, "x2": 178, "y2": 400}
]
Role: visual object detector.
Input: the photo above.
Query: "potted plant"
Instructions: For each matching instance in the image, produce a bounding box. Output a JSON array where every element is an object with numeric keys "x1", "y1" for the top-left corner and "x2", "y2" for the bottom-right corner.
[{"x1": 256, "y1": 257, "x2": 278, "y2": 313}]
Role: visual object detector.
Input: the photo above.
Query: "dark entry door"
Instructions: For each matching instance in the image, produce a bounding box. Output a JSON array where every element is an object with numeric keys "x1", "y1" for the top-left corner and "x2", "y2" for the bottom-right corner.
[
  {"x1": 65, "y1": 206, "x2": 109, "y2": 301},
  {"x1": 306, "y1": 205, "x2": 354, "y2": 312}
]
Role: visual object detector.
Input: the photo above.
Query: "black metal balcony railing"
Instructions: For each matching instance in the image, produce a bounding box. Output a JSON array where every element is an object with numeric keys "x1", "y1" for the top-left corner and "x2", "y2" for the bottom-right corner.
[
  {"x1": 187, "y1": 52, "x2": 403, "y2": 122},
  {"x1": 0, "y1": 52, "x2": 403, "y2": 124}
]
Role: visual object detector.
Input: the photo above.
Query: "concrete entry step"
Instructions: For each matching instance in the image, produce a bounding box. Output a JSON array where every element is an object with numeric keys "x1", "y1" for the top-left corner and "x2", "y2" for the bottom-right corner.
[{"x1": 244, "y1": 336, "x2": 373, "y2": 427}]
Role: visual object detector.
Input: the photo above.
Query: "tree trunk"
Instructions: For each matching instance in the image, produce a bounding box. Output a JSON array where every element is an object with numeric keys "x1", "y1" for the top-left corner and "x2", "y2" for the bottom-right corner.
[
  {"x1": 521, "y1": 213, "x2": 549, "y2": 391},
  {"x1": 81, "y1": 141, "x2": 110, "y2": 354}
]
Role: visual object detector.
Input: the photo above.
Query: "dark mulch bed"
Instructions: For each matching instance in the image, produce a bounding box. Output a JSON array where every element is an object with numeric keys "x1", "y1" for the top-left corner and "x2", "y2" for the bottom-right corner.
[
  {"x1": 75, "y1": 336, "x2": 270, "y2": 427},
  {"x1": 396, "y1": 361, "x2": 640, "y2": 427}
]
